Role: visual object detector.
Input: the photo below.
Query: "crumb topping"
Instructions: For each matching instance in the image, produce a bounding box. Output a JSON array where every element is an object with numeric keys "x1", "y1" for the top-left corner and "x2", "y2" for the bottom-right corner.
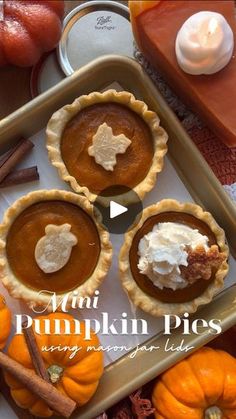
[{"x1": 181, "y1": 245, "x2": 225, "y2": 282}]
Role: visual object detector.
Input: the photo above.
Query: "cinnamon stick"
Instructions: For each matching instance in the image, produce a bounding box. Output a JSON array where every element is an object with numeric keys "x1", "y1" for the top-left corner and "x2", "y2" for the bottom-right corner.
[
  {"x1": 22, "y1": 322, "x2": 49, "y2": 382},
  {"x1": 0, "y1": 147, "x2": 18, "y2": 167},
  {"x1": 0, "y1": 166, "x2": 39, "y2": 188},
  {"x1": 0, "y1": 352, "x2": 76, "y2": 418},
  {"x1": 0, "y1": 138, "x2": 34, "y2": 183},
  {"x1": 0, "y1": 140, "x2": 26, "y2": 168}
]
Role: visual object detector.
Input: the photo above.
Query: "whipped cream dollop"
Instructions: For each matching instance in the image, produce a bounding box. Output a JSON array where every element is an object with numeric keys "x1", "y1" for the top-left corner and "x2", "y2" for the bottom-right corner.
[
  {"x1": 138, "y1": 222, "x2": 209, "y2": 291},
  {"x1": 175, "y1": 11, "x2": 234, "y2": 75}
]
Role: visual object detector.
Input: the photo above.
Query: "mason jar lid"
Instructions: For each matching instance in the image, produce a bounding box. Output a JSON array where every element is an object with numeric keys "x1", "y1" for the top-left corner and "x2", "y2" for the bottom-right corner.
[{"x1": 58, "y1": 0, "x2": 134, "y2": 76}]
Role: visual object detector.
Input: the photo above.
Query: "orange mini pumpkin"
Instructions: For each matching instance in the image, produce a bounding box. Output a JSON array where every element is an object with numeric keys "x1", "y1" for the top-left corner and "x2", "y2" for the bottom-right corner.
[
  {"x1": 152, "y1": 347, "x2": 236, "y2": 419},
  {"x1": 4, "y1": 313, "x2": 104, "y2": 417},
  {"x1": 0, "y1": 294, "x2": 11, "y2": 350},
  {"x1": 0, "y1": 1, "x2": 64, "y2": 67}
]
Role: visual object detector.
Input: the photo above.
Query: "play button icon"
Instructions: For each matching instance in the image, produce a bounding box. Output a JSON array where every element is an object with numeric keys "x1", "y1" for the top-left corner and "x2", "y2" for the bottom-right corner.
[
  {"x1": 94, "y1": 185, "x2": 143, "y2": 234},
  {"x1": 110, "y1": 201, "x2": 128, "y2": 219}
]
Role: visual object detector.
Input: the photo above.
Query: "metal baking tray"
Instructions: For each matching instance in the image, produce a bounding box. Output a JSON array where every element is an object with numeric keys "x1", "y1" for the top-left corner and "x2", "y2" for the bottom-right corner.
[{"x1": 0, "y1": 55, "x2": 236, "y2": 419}]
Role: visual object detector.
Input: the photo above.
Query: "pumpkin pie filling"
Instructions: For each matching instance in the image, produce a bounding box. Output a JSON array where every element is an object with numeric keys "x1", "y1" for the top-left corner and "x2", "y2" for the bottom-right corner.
[
  {"x1": 6, "y1": 200, "x2": 101, "y2": 293},
  {"x1": 61, "y1": 102, "x2": 154, "y2": 195},
  {"x1": 129, "y1": 211, "x2": 224, "y2": 303}
]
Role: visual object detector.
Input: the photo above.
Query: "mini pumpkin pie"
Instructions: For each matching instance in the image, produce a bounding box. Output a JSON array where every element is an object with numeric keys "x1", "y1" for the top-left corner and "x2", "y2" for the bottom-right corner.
[
  {"x1": 0, "y1": 190, "x2": 112, "y2": 309},
  {"x1": 46, "y1": 89, "x2": 168, "y2": 203},
  {"x1": 119, "y1": 199, "x2": 229, "y2": 316}
]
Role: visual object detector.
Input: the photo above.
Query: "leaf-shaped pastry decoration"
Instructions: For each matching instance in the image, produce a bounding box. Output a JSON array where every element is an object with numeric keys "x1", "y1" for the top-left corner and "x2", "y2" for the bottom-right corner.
[
  {"x1": 35, "y1": 224, "x2": 78, "y2": 274},
  {"x1": 88, "y1": 122, "x2": 131, "y2": 171}
]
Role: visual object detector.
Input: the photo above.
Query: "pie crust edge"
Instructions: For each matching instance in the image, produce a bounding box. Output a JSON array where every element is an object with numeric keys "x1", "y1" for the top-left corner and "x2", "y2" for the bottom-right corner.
[
  {"x1": 46, "y1": 89, "x2": 168, "y2": 203},
  {"x1": 119, "y1": 199, "x2": 229, "y2": 316},
  {"x1": 0, "y1": 190, "x2": 112, "y2": 310}
]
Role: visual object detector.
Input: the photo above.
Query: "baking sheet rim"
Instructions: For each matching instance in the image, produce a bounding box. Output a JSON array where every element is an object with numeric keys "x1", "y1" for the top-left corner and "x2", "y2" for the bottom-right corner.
[{"x1": 0, "y1": 55, "x2": 235, "y2": 418}]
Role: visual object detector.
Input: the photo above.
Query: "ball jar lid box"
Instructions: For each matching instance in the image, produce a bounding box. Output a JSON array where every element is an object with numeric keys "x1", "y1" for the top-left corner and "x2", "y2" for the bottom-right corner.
[{"x1": 58, "y1": 0, "x2": 134, "y2": 76}]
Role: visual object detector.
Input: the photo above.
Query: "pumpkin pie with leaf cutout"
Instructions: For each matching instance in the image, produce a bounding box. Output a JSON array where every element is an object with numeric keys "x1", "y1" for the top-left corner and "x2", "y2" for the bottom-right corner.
[
  {"x1": 46, "y1": 90, "x2": 168, "y2": 203},
  {"x1": 0, "y1": 190, "x2": 112, "y2": 309},
  {"x1": 119, "y1": 199, "x2": 229, "y2": 316}
]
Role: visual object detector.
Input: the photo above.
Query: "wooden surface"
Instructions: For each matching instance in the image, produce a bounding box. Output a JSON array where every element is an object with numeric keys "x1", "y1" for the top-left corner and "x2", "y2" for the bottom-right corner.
[{"x1": 0, "y1": 0, "x2": 128, "y2": 119}]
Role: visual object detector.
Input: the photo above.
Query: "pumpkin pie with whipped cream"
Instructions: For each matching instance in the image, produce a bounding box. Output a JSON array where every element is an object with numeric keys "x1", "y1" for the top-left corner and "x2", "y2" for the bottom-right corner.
[
  {"x1": 0, "y1": 190, "x2": 112, "y2": 309},
  {"x1": 46, "y1": 89, "x2": 168, "y2": 203},
  {"x1": 119, "y1": 199, "x2": 229, "y2": 316}
]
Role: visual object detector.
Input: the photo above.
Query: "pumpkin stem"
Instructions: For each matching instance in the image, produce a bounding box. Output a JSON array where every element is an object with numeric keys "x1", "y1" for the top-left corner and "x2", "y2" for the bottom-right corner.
[
  {"x1": 205, "y1": 406, "x2": 222, "y2": 419},
  {"x1": 47, "y1": 365, "x2": 64, "y2": 384}
]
